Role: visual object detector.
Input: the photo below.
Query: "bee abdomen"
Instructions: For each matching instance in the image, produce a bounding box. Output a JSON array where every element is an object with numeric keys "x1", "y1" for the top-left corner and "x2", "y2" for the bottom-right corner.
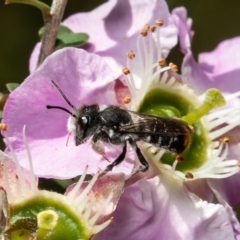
[{"x1": 144, "y1": 134, "x2": 190, "y2": 154}]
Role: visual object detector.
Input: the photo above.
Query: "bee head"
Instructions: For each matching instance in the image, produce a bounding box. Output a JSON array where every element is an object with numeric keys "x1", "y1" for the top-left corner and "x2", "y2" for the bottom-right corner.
[
  {"x1": 47, "y1": 80, "x2": 100, "y2": 146},
  {"x1": 73, "y1": 105, "x2": 100, "y2": 146}
]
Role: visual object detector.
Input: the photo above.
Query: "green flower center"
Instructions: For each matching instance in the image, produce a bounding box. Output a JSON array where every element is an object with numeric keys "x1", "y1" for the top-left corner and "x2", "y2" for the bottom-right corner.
[
  {"x1": 138, "y1": 89, "x2": 208, "y2": 173},
  {"x1": 7, "y1": 192, "x2": 89, "y2": 240}
]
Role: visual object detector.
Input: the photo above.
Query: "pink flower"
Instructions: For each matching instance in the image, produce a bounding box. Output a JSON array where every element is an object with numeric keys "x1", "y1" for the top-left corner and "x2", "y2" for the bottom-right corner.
[
  {"x1": 2, "y1": 1, "x2": 240, "y2": 239},
  {"x1": 29, "y1": 0, "x2": 177, "y2": 75},
  {"x1": 173, "y1": 5, "x2": 240, "y2": 217}
]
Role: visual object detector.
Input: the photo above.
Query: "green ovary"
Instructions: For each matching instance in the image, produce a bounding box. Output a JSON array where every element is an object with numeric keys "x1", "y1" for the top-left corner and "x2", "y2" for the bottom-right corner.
[
  {"x1": 138, "y1": 89, "x2": 208, "y2": 173},
  {"x1": 8, "y1": 193, "x2": 89, "y2": 240}
]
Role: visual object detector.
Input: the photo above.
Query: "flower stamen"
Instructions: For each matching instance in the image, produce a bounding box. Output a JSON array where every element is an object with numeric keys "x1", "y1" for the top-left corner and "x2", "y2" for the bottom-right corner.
[
  {"x1": 122, "y1": 96, "x2": 131, "y2": 104},
  {"x1": 67, "y1": 165, "x2": 89, "y2": 202},
  {"x1": 155, "y1": 19, "x2": 164, "y2": 26},
  {"x1": 185, "y1": 172, "x2": 194, "y2": 179},
  {"x1": 127, "y1": 51, "x2": 135, "y2": 60},
  {"x1": 140, "y1": 29, "x2": 148, "y2": 37},
  {"x1": 156, "y1": 19, "x2": 163, "y2": 59},
  {"x1": 150, "y1": 25, "x2": 156, "y2": 32},
  {"x1": 23, "y1": 125, "x2": 37, "y2": 192},
  {"x1": 169, "y1": 62, "x2": 178, "y2": 72},
  {"x1": 74, "y1": 172, "x2": 100, "y2": 206},
  {"x1": 122, "y1": 67, "x2": 130, "y2": 75},
  {"x1": 0, "y1": 123, "x2": 8, "y2": 131},
  {"x1": 158, "y1": 58, "x2": 166, "y2": 67},
  {"x1": 143, "y1": 24, "x2": 150, "y2": 31},
  {"x1": 220, "y1": 137, "x2": 229, "y2": 143},
  {"x1": 176, "y1": 155, "x2": 184, "y2": 162}
]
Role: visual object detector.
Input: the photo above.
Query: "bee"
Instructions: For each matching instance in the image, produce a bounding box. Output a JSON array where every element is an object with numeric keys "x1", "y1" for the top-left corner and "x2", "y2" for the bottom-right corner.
[{"x1": 47, "y1": 80, "x2": 193, "y2": 174}]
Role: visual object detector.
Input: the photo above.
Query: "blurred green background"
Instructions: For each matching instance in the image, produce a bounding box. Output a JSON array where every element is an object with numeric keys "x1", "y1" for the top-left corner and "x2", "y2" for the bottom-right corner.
[{"x1": 1, "y1": 0, "x2": 240, "y2": 93}]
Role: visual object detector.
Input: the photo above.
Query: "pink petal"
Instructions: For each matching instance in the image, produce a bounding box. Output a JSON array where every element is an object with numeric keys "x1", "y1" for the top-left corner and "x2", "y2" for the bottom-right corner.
[
  {"x1": 66, "y1": 173, "x2": 125, "y2": 225},
  {"x1": 29, "y1": 0, "x2": 178, "y2": 74},
  {"x1": 208, "y1": 173, "x2": 240, "y2": 208},
  {"x1": 3, "y1": 48, "x2": 133, "y2": 179},
  {"x1": 184, "y1": 179, "x2": 213, "y2": 202},
  {"x1": 172, "y1": 7, "x2": 211, "y2": 93},
  {"x1": 0, "y1": 151, "x2": 18, "y2": 196},
  {"x1": 29, "y1": 43, "x2": 41, "y2": 73},
  {"x1": 173, "y1": 7, "x2": 240, "y2": 94},
  {"x1": 172, "y1": 7, "x2": 193, "y2": 54},
  {"x1": 95, "y1": 175, "x2": 237, "y2": 240},
  {"x1": 208, "y1": 179, "x2": 240, "y2": 238},
  {"x1": 198, "y1": 37, "x2": 240, "y2": 93}
]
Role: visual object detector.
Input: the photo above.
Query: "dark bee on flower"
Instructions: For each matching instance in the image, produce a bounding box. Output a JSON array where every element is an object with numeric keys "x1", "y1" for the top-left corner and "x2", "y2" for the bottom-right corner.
[{"x1": 47, "y1": 80, "x2": 193, "y2": 174}]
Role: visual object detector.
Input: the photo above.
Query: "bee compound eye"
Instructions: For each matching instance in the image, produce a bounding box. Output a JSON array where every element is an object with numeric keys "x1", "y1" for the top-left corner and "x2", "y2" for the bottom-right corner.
[{"x1": 80, "y1": 116, "x2": 89, "y2": 128}]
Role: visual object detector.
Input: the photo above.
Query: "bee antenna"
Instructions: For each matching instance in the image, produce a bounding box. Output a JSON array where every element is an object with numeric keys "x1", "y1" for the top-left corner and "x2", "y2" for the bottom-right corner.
[
  {"x1": 51, "y1": 80, "x2": 76, "y2": 109},
  {"x1": 46, "y1": 105, "x2": 77, "y2": 118}
]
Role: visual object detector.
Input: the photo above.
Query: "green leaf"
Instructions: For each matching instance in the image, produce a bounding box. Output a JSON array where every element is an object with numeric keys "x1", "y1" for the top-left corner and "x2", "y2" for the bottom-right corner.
[
  {"x1": 38, "y1": 25, "x2": 89, "y2": 49},
  {"x1": 6, "y1": 83, "x2": 20, "y2": 92}
]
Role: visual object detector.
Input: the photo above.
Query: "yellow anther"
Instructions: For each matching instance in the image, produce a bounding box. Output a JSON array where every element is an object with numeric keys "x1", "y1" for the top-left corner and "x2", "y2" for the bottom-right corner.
[
  {"x1": 122, "y1": 68, "x2": 131, "y2": 75},
  {"x1": 122, "y1": 96, "x2": 131, "y2": 104},
  {"x1": 0, "y1": 123, "x2": 8, "y2": 131},
  {"x1": 143, "y1": 24, "x2": 150, "y2": 31},
  {"x1": 156, "y1": 19, "x2": 164, "y2": 26},
  {"x1": 176, "y1": 155, "x2": 184, "y2": 162},
  {"x1": 185, "y1": 172, "x2": 194, "y2": 179},
  {"x1": 220, "y1": 137, "x2": 229, "y2": 143},
  {"x1": 140, "y1": 29, "x2": 148, "y2": 37},
  {"x1": 150, "y1": 25, "x2": 156, "y2": 32},
  {"x1": 169, "y1": 62, "x2": 178, "y2": 72},
  {"x1": 158, "y1": 58, "x2": 166, "y2": 67},
  {"x1": 127, "y1": 52, "x2": 135, "y2": 60}
]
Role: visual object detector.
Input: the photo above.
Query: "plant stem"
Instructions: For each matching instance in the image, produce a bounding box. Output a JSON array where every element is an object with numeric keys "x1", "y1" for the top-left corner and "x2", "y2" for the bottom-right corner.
[{"x1": 37, "y1": 0, "x2": 68, "y2": 67}]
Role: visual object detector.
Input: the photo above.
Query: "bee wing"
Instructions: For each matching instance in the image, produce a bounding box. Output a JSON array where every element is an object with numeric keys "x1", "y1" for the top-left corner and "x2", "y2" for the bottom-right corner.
[{"x1": 119, "y1": 111, "x2": 192, "y2": 136}]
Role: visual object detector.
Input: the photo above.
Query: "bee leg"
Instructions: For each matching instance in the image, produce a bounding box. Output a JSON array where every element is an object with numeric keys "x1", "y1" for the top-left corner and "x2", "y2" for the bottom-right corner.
[
  {"x1": 92, "y1": 129, "x2": 109, "y2": 161},
  {"x1": 92, "y1": 139, "x2": 106, "y2": 156},
  {"x1": 128, "y1": 138, "x2": 149, "y2": 172},
  {"x1": 100, "y1": 142, "x2": 127, "y2": 176}
]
